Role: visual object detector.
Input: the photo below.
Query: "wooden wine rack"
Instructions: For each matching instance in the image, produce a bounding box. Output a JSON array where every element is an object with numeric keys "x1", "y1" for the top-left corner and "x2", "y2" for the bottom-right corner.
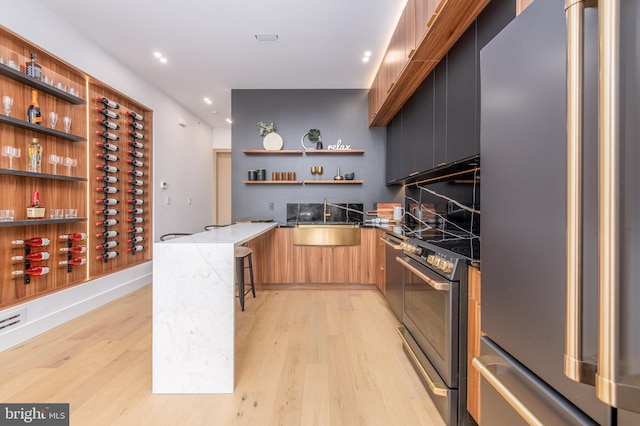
[{"x1": 0, "y1": 27, "x2": 152, "y2": 309}]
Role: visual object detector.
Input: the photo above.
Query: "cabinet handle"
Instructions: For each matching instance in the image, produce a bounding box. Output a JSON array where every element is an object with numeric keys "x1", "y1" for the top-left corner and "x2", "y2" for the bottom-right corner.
[
  {"x1": 408, "y1": 49, "x2": 415, "y2": 59},
  {"x1": 396, "y1": 256, "x2": 449, "y2": 291},
  {"x1": 380, "y1": 237, "x2": 402, "y2": 250},
  {"x1": 397, "y1": 327, "x2": 448, "y2": 397}
]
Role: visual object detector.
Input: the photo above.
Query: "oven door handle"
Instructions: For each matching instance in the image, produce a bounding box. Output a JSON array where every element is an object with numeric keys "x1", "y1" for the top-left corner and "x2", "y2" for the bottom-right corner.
[
  {"x1": 397, "y1": 327, "x2": 449, "y2": 398},
  {"x1": 380, "y1": 237, "x2": 403, "y2": 250},
  {"x1": 396, "y1": 256, "x2": 450, "y2": 291}
]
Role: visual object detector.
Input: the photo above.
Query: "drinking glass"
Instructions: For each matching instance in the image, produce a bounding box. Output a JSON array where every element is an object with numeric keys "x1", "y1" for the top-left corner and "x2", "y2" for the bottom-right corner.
[
  {"x1": 317, "y1": 166, "x2": 324, "y2": 179},
  {"x1": 63, "y1": 116, "x2": 71, "y2": 133},
  {"x1": 2, "y1": 95, "x2": 13, "y2": 116},
  {"x1": 50, "y1": 209, "x2": 64, "y2": 219},
  {"x1": 2, "y1": 146, "x2": 20, "y2": 169},
  {"x1": 49, "y1": 154, "x2": 63, "y2": 174},
  {"x1": 64, "y1": 157, "x2": 77, "y2": 176},
  {"x1": 311, "y1": 166, "x2": 317, "y2": 179},
  {"x1": 0, "y1": 209, "x2": 14, "y2": 222},
  {"x1": 49, "y1": 112, "x2": 58, "y2": 129},
  {"x1": 64, "y1": 208, "x2": 77, "y2": 218}
]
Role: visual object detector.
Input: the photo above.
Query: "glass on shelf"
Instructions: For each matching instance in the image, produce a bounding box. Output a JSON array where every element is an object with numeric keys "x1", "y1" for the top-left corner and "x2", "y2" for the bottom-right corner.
[
  {"x1": 64, "y1": 208, "x2": 77, "y2": 218},
  {"x1": 49, "y1": 154, "x2": 63, "y2": 174},
  {"x1": 2, "y1": 146, "x2": 21, "y2": 169},
  {"x1": 0, "y1": 209, "x2": 14, "y2": 222},
  {"x1": 63, "y1": 157, "x2": 77, "y2": 176}
]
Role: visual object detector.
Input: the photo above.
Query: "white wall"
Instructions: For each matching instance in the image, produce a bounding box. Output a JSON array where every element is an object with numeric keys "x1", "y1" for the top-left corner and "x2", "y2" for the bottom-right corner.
[
  {"x1": 0, "y1": 1, "x2": 215, "y2": 350},
  {"x1": 213, "y1": 127, "x2": 232, "y2": 149}
]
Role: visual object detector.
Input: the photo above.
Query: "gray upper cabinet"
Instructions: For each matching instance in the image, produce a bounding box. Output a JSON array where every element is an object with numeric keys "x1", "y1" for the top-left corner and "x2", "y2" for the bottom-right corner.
[{"x1": 386, "y1": 112, "x2": 403, "y2": 183}]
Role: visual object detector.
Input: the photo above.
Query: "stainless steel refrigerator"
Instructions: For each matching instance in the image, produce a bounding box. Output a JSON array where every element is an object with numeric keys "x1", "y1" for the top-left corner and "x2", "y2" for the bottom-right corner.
[{"x1": 478, "y1": 0, "x2": 640, "y2": 424}]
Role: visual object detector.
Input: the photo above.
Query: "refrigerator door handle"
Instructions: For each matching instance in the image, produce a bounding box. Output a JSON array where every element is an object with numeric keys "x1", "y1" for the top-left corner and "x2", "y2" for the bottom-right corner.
[{"x1": 564, "y1": 0, "x2": 597, "y2": 386}]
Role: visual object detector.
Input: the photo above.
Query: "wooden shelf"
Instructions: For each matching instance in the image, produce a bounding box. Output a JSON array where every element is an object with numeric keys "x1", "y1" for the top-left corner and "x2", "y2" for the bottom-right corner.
[
  {"x1": 243, "y1": 180, "x2": 303, "y2": 185},
  {"x1": 0, "y1": 63, "x2": 86, "y2": 105},
  {"x1": 303, "y1": 180, "x2": 363, "y2": 185},
  {"x1": 242, "y1": 150, "x2": 303, "y2": 155},
  {"x1": 0, "y1": 217, "x2": 87, "y2": 227},
  {"x1": 0, "y1": 168, "x2": 87, "y2": 182},
  {"x1": 304, "y1": 149, "x2": 365, "y2": 155},
  {"x1": 0, "y1": 114, "x2": 86, "y2": 142}
]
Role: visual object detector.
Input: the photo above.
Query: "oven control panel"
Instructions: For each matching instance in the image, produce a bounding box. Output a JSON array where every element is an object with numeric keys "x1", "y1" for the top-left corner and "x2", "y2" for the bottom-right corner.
[
  {"x1": 403, "y1": 239, "x2": 462, "y2": 280},
  {"x1": 400, "y1": 241, "x2": 422, "y2": 256},
  {"x1": 426, "y1": 253, "x2": 455, "y2": 274}
]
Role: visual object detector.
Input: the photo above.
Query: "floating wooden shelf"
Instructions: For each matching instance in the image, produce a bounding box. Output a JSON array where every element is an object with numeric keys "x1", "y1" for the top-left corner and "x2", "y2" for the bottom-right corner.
[
  {"x1": 0, "y1": 217, "x2": 87, "y2": 227},
  {"x1": 304, "y1": 149, "x2": 365, "y2": 155},
  {"x1": 0, "y1": 168, "x2": 87, "y2": 182},
  {"x1": 242, "y1": 150, "x2": 303, "y2": 155},
  {"x1": 303, "y1": 180, "x2": 363, "y2": 185},
  {"x1": 0, "y1": 62, "x2": 86, "y2": 105},
  {"x1": 0, "y1": 114, "x2": 86, "y2": 142},
  {"x1": 243, "y1": 180, "x2": 303, "y2": 185}
]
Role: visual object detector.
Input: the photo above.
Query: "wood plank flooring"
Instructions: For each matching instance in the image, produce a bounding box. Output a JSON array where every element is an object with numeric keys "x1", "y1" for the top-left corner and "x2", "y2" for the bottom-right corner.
[{"x1": 0, "y1": 285, "x2": 445, "y2": 425}]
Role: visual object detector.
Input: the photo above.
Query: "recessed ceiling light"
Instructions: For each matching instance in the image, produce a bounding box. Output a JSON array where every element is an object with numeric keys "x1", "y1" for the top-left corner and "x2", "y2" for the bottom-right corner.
[
  {"x1": 159, "y1": 57, "x2": 168, "y2": 64},
  {"x1": 204, "y1": 97, "x2": 212, "y2": 105},
  {"x1": 364, "y1": 51, "x2": 372, "y2": 57},
  {"x1": 225, "y1": 118, "x2": 233, "y2": 124},
  {"x1": 255, "y1": 34, "x2": 279, "y2": 42},
  {"x1": 153, "y1": 51, "x2": 162, "y2": 58},
  {"x1": 362, "y1": 56, "x2": 370, "y2": 63}
]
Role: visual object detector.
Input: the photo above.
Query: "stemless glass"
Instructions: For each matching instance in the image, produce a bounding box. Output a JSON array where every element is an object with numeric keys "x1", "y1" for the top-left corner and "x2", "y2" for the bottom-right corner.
[{"x1": 2, "y1": 95, "x2": 13, "y2": 116}]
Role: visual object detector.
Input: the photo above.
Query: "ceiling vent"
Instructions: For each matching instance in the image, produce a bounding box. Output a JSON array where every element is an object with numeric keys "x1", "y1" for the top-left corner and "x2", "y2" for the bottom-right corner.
[{"x1": 255, "y1": 34, "x2": 279, "y2": 42}]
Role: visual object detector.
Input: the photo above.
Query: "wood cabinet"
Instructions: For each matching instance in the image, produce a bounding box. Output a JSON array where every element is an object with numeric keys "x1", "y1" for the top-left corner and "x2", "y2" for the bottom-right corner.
[
  {"x1": 375, "y1": 229, "x2": 386, "y2": 293},
  {"x1": 467, "y1": 265, "x2": 482, "y2": 423},
  {"x1": 245, "y1": 227, "x2": 381, "y2": 286},
  {"x1": 0, "y1": 27, "x2": 152, "y2": 309}
]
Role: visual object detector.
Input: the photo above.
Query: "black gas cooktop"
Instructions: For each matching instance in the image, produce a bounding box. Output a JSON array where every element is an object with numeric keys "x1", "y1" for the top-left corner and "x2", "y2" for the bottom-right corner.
[{"x1": 387, "y1": 222, "x2": 480, "y2": 262}]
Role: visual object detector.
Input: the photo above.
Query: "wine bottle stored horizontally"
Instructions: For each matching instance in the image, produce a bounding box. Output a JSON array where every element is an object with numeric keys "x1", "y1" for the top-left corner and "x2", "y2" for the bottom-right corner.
[
  {"x1": 127, "y1": 245, "x2": 144, "y2": 253},
  {"x1": 59, "y1": 246, "x2": 88, "y2": 254},
  {"x1": 59, "y1": 233, "x2": 87, "y2": 241},
  {"x1": 128, "y1": 208, "x2": 144, "y2": 215},
  {"x1": 127, "y1": 150, "x2": 144, "y2": 158},
  {"x1": 127, "y1": 217, "x2": 144, "y2": 224},
  {"x1": 126, "y1": 159, "x2": 144, "y2": 168},
  {"x1": 96, "y1": 175, "x2": 119, "y2": 183},
  {"x1": 96, "y1": 230, "x2": 119, "y2": 238},
  {"x1": 96, "y1": 198, "x2": 119, "y2": 205},
  {"x1": 27, "y1": 90, "x2": 42, "y2": 124},
  {"x1": 127, "y1": 227, "x2": 144, "y2": 234},
  {"x1": 127, "y1": 169, "x2": 144, "y2": 177},
  {"x1": 95, "y1": 118, "x2": 120, "y2": 130},
  {"x1": 127, "y1": 236, "x2": 145, "y2": 244},
  {"x1": 96, "y1": 153, "x2": 119, "y2": 162},
  {"x1": 95, "y1": 219, "x2": 119, "y2": 227},
  {"x1": 127, "y1": 139, "x2": 144, "y2": 149},
  {"x1": 96, "y1": 96, "x2": 120, "y2": 109},
  {"x1": 12, "y1": 266, "x2": 50, "y2": 277},
  {"x1": 127, "y1": 179, "x2": 144, "y2": 186},
  {"x1": 96, "y1": 141, "x2": 119, "y2": 152},
  {"x1": 127, "y1": 130, "x2": 144, "y2": 140},
  {"x1": 96, "y1": 240, "x2": 118, "y2": 249},
  {"x1": 126, "y1": 110, "x2": 144, "y2": 121},
  {"x1": 96, "y1": 251, "x2": 118, "y2": 260},
  {"x1": 96, "y1": 186, "x2": 120, "y2": 194},
  {"x1": 96, "y1": 208, "x2": 119, "y2": 216},
  {"x1": 96, "y1": 164, "x2": 119, "y2": 173},
  {"x1": 95, "y1": 108, "x2": 120, "y2": 119},
  {"x1": 96, "y1": 130, "x2": 119, "y2": 141},
  {"x1": 127, "y1": 199, "x2": 144, "y2": 205},
  {"x1": 127, "y1": 188, "x2": 144, "y2": 195},
  {"x1": 59, "y1": 258, "x2": 87, "y2": 266},
  {"x1": 26, "y1": 191, "x2": 45, "y2": 219},
  {"x1": 11, "y1": 252, "x2": 50, "y2": 262},
  {"x1": 12, "y1": 237, "x2": 50, "y2": 247}
]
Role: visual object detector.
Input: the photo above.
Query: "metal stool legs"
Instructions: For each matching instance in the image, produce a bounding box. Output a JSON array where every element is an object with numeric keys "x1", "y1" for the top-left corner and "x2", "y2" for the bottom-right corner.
[{"x1": 235, "y1": 250, "x2": 255, "y2": 311}]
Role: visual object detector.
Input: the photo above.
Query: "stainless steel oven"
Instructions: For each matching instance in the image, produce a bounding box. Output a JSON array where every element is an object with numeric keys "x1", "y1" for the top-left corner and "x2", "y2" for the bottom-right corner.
[{"x1": 397, "y1": 237, "x2": 475, "y2": 425}]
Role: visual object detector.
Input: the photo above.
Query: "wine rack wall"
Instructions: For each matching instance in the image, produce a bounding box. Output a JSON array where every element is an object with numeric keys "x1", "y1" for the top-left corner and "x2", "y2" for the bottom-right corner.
[{"x1": 0, "y1": 27, "x2": 153, "y2": 309}]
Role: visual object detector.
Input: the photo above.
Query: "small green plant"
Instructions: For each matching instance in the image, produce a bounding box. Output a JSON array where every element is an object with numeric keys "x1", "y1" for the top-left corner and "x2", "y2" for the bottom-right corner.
[
  {"x1": 307, "y1": 129, "x2": 321, "y2": 142},
  {"x1": 257, "y1": 121, "x2": 276, "y2": 137}
]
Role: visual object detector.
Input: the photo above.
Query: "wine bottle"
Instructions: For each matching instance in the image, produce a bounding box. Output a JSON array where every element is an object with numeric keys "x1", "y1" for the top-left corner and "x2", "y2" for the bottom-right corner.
[
  {"x1": 127, "y1": 217, "x2": 144, "y2": 224},
  {"x1": 26, "y1": 191, "x2": 45, "y2": 219},
  {"x1": 11, "y1": 252, "x2": 50, "y2": 261},
  {"x1": 127, "y1": 227, "x2": 144, "y2": 234},
  {"x1": 96, "y1": 164, "x2": 119, "y2": 173},
  {"x1": 96, "y1": 208, "x2": 119, "y2": 215},
  {"x1": 95, "y1": 218, "x2": 119, "y2": 227},
  {"x1": 97, "y1": 175, "x2": 119, "y2": 183},
  {"x1": 128, "y1": 208, "x2": 144, "y2": 215},
  {"x1": 127, "y1": 199, "x2": 144, "y2": 205},
  {"x1": 96, "y1": 130, "x2": 119, "y2": 141},
  {"x1": 59, "y1": 257, "x2": 87, "y2": 266},
  {"x1": 127, "y1": 139, "x2": 144, "y2": 149},
  {"x1": 127, "y1": 188, "x2": 144, "y2": 195},
  {"x1": 126, "y1": 159, "x2": 144, "y2": 168},
  {"x1": 127, "y1": 130, "x2": 144, "y2": 140},
  {"x1": 96, "y1": 141, "x2": 119, "y2": 152},
  {"x1": 59, "y1": 246, "x2": 88, "y2": 254},
  {"x1": 59, "y1": 233, "x2": 87, "y2": 241},
  {"x1": 96, "y1": 153, "x2": 119, "y2": 162},
  {"x1": 96, "y1": 251, "x2": 118, "y2": 260},
  {"x1": 12, "y1": 237, "x2": 50, "y2": 247},
  {"x1": 127, "y1": 120, "x2": 144, "y2": 130},
  {"x1": 12, "y1": 266, "x2": 50, "y2": 276},
  {"x1": 27, "y1": 138, "x2": 42, "y2": 173},
  {"x1": 126, "y1": 110, "x2": 144, "y2": 121},
  {"x1": 127, "y1": 245, "x2": 144, "y2": 253},
  {"x1": 27, "y1": 90, "x2": 42, "y2": 124},
  {"x1": 127, "y1": 236, "x2": 145, "y2": 244},
  {"x1": 95, "y1": 118, "x2": 120, "y2": 130},
  {"x1": 95, "y1": 96, "x2": 120, "y2": 109},
  {"x1": 127, "y1": 179, "x2": 144, "y2": 186},
  {"x1": 96, "y1": 230, "x2": 119, "y2": 238},
  {"x1": 95, "y1": 108, "x2": 120, "y2": 119},
  {"x1": 127, "y1": 150, "x2": 144, "y2": 158},
  {"x1": 96, "y1": 186, "x2": 119, "y2": 194},
  {"x1": 127, "y1": 169, "x2": 144, "y2": 177},
  {"x1": 25, "y1": 53, "x2": 42, "y2": 80},
  {"x1": 96, "y1": 198, "x2": 119, "y2": 205},
  {"x1": 96, "y1": 240, "x2": 118, "y2": 249}
]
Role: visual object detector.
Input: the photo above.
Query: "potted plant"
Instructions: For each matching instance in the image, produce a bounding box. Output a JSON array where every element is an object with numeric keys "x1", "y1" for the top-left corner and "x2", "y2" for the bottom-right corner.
[
  {"x1": 301, "y1": 128, "x2": 323, "y2": 150},
  {"x1": 257, "y1": 121, "x2": 283, "y2": 150}
]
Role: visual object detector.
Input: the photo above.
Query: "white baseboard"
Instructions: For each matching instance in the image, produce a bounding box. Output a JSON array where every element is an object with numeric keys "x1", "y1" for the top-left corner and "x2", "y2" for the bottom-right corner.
[{"x1": 0, "y1": 262, "x2": 152, "y2": 352}]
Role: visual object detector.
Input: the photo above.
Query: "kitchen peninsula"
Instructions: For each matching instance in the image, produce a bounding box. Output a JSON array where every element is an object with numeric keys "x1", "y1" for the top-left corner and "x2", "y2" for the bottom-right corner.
[{"x1": 152, "y1": 222, "x2": 277, "y2": 393}]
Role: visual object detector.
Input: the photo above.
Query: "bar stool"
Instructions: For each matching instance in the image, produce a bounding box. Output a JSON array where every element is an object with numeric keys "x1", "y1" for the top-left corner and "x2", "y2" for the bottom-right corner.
[{"x1": 235, "y1": 245, "x2": 255, "y2": 311}]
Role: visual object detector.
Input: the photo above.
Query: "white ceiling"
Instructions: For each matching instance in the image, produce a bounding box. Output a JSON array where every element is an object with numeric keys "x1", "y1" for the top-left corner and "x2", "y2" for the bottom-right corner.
[{"x1": 40, "y1": 0, "x2": 407, "y2": 128}]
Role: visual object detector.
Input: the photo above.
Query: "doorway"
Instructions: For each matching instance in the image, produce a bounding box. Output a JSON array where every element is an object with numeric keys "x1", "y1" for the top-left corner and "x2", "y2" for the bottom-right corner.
[{"x1": 213, "y1": 149, "x2": 232, "y2": 225}]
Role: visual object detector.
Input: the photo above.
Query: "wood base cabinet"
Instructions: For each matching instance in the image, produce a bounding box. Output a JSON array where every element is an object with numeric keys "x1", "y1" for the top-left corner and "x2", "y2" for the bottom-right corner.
[{"x1": 467, "y1": 265, "x2": 482, "y2": 423}]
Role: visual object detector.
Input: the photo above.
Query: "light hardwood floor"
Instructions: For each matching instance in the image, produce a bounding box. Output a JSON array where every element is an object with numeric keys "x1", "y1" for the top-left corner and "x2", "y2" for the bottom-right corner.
[{"x1": 0, "y1": 285, "x2": 445, "y2": 425}]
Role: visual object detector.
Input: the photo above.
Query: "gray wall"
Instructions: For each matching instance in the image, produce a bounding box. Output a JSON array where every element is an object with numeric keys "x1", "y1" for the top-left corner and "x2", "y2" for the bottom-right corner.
[{"x1": 231, "y1": 89, "x2": 400, "y2": 224}]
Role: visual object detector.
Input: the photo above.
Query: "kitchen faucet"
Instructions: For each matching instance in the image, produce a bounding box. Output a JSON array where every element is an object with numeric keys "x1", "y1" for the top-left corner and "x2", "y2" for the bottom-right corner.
[{"x1": 323, "y1": 198, "x2": 331, "y2": 223}]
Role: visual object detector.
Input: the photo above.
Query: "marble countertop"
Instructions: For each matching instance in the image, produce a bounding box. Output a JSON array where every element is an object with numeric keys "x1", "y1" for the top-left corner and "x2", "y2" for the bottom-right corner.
[{"x1": 156, "y1": 222, "x2": 277, "y2": 245}]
